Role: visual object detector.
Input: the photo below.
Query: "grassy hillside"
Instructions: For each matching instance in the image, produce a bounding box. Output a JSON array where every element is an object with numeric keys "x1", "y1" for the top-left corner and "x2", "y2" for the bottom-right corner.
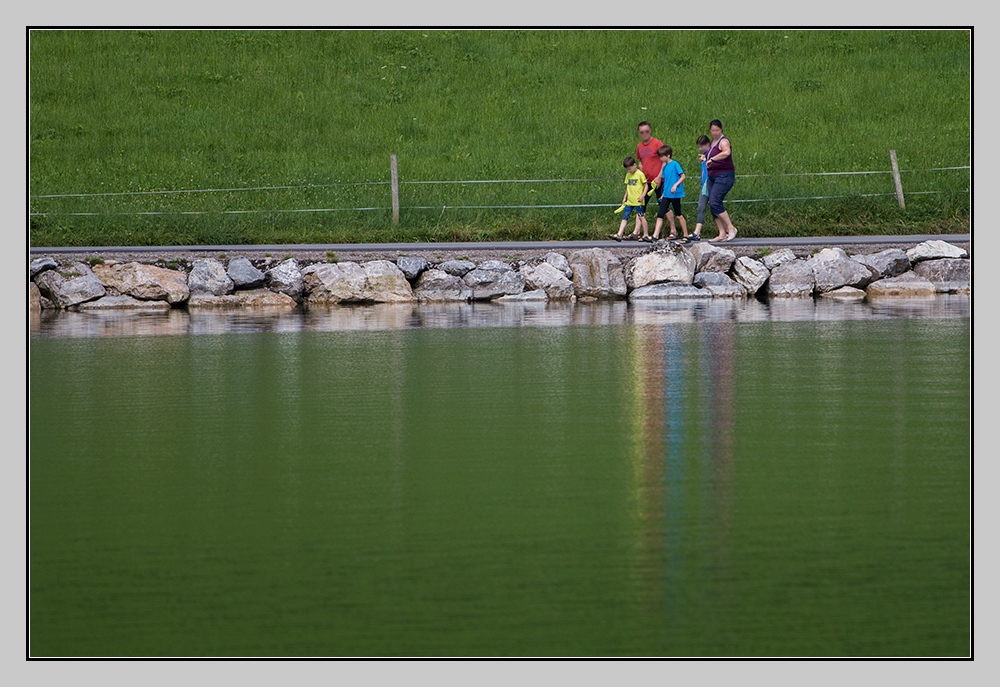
[{"x1": 29, "y1": 30, "x2": 971, "y2": 246}]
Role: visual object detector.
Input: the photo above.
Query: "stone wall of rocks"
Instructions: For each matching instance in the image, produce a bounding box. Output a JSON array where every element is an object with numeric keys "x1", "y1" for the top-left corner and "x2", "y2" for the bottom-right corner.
[{"x1": 28, "y1": 240, "x2": 970, "y2": 313}]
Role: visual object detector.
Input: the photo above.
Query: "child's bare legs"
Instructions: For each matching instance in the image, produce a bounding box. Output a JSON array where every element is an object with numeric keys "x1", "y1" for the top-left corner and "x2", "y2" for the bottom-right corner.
[
  {"x1": 666, "y1": 210, "x2": 677, "y2": 237},
  {"x1": 653, "y1": 216, "x2": 664, "y2": 239},
  {"x1": 677, "y1": 213, "x2": 689, "y2": 237},
  {"x1": 614, "y1": 217, "x2": 629, "y2": 238}
]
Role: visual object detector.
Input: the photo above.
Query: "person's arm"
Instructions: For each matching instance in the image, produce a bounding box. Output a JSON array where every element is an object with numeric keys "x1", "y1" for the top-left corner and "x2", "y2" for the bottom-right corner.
[{"x1": 707, "y1": 139, "x2": 732, "y2": 167}]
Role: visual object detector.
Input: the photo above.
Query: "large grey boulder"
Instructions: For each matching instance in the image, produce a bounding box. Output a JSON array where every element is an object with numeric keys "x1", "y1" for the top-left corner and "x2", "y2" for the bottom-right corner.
[
  {"x1": 630, "y1": 242, "x2": 697, "y2": 288},
  {"x1": 567, "y1": 248, "x2": 627, "y2": 299},
  {"x1": 227, "y1": 257, "x2": 266, "y2": 289},
  {"x1": 29, "y1": 257, "x2": 58, "y2": 279},
  {"x1": 93, "y1": 262, "x2": 189, "y2": 303},
  {"x1": 808, "y1": 248, "x2": 873, "y2": 292},
  {"x1": 912, "y1": 258, "x2": 971, "y2": 293},
  {"x1": 266, "y1": 258, "x2": 304, "y2": 300},
  {"x1": 866, "y1": 272, "x2": 937, "y2": 298},
  {"x1": 853, "y1": 249, "x2": 910, "y2": 280},
  {"x1": 438, "y1": 260, "x2": 477, "y2": 277},
  {"x1": 687, "y1": 241, "x2": 736, "y2": 273},
  {"x1": 730, "y1": 257, "x2": 770, "y2": 296},
  {"x1": 693, "y1": 271, "x2": 746, "y2": 298},
  {"x1": 188, "y1": 258, "x2": 234, "y2": 296},
  {"x1": 767, "y1": 259, "x2": 816, "y2": 298},
  {"x1": 762, "y1": 248, "x2": 797, "y2": 271},
  {"x1": 478, "y1": 260, "x2": 514, "y2": 272},
  {"x1": 462, "y1": 267, "x2": 526, "y2": 300},
  {"x1": 34, "y1": 262, "x2": 107, "y2": 308},
  {"x1": 629, "y1": 283, "x2": 712, "y2": 300},
  {"x1": 520, "y1": 262, "x2": 575, "y2": 300},
  {"x1": 302, "y1": 260, "x2": 415, "y2": 303},
  {"x1": 75, "y1": 295, "x2": 172, "y2": 310},
  {"x1": 544, "y1": 252, "x2": 573, "y2": 280},
  {"x1": 906, "y1": 240, "x2": 968, "y2": 263},
  {"x1": 396, "y1": 256, "x2": 429, "y2": 281},
  {"x1": 412, "y1": 269, "x2": 472, "y2": 302},
  {"x1": 495, "y1": 289, "x2": 548, "y2": 302}
]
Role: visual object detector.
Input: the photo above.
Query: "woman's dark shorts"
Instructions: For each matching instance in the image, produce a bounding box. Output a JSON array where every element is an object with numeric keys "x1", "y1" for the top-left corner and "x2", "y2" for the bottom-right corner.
[{"x1": 707, "y1": 171, "x2": 735, "y2": 216}]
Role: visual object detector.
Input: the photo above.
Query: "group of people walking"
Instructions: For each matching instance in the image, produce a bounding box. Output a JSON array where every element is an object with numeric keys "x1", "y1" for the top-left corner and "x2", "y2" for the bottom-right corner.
[{"x1": 611, "y1": 119, "x2": 737, "y2": 244}]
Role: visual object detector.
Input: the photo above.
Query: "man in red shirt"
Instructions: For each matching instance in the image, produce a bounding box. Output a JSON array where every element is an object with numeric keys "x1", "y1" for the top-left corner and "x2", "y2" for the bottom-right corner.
[{"x1": 635, "y1": 122, "x2": 665, "y2": 233}]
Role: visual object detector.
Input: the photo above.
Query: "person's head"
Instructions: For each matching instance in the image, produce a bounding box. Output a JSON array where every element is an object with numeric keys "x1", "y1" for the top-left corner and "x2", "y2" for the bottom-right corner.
[
  {"x1": 709, "y1": 120, "x2": 724, "y2": 139},
  {"x1": 637, "y1": 121, "x2": 652, "y2": 143},
  {"x1": 623, "y1": 156, "x2": 637, "y2": 172},
  {"x1": 657, "y1": 145, "x2": 673, "y2": 162},
  {"x1": 697, "y1": 135, "x2": 711, "y2": 152}
]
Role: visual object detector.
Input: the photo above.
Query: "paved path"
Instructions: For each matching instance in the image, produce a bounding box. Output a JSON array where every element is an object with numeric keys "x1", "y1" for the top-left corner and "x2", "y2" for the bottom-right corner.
[{"x1": 30, "y1": 234, "x2": 970, "y2": 254}]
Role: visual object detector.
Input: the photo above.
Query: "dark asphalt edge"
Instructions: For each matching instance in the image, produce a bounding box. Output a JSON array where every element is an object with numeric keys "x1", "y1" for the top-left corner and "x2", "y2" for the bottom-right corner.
[{"x1": 29, "y1": 234, "x2": 971, "y2": 254}]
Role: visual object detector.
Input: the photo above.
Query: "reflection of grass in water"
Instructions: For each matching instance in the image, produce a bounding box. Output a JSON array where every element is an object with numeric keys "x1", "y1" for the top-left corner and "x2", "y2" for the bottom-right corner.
[{"x1": 29, "y1": 30, "x2": 970, "y2": 245}]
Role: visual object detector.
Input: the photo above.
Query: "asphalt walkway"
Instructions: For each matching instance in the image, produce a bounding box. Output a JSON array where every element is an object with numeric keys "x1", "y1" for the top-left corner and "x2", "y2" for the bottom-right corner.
[{"x1": 30, "y1": 234, "x2": 970, "y2": 254}]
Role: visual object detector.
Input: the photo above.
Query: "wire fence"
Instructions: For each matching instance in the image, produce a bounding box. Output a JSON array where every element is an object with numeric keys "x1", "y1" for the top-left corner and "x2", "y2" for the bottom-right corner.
[{"x1": 29, "y1": 164, "x2": 971, "y2": 218}]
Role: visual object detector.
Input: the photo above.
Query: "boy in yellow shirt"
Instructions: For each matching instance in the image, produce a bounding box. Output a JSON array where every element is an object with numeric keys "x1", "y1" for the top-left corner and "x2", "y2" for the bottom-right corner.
[{"x1": 609, "y1": 156, "x2": 651, "y2": 241}]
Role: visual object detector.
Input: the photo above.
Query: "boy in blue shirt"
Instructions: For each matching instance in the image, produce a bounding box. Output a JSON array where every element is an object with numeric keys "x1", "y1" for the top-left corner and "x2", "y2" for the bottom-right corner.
[{"x1": 651, "y1": 145, "x2": 688, "y2": 241}]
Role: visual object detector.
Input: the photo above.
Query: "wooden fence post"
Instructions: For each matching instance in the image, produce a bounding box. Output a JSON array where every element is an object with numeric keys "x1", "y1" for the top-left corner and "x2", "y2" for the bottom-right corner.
[
  {"x1": 889, "y1": 150, "x2": 905, "y2": 210},
  {"x1": 390, "y1": 154, "x2": 400, "y2": 225}
]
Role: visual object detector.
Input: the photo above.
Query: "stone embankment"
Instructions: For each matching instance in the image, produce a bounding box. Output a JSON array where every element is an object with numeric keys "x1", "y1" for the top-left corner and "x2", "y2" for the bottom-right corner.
[{"x1": 28, "y1": 240, "x2": 970, "y2": 312}]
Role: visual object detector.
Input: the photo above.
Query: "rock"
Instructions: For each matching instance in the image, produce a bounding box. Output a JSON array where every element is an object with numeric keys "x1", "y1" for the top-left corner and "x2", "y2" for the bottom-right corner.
[
  {"x1": 266, "y1": 258, "x2": 304, "y2": 300},
  {"x1": 187, "y1": 289, "x2": 298, "y2": 309},
  {"x1": 687, "y1": 242, "x2": 736, "y2": 273},
  {"x1": 188, "y1": 258, "x2": 234, "y2": 295},
  {"x1": 820, "y1": 286, "x2": 867, "y2": 299},
  {"x1": 520, "y1": 262, "x2": 575, "y2": 300},
  {"x1": 853, "y1": 249, "x2": 910, "y2": 280},
  {"x1": 462, "y1": 268, "x2": 526, "y2": 300},
  {"x1": 495, "y1": 289, "x2": 548, "y2": 302},
  {"x1": 75, "y1": 295, "x2": 172, "y2": 310},
  {"x1": 730, "y1": 257, "x2": 770, "y2": 296},
  {"x1": 92, "y1": 262, "x2": 189, "y2": 303},
  {"x1": 29, "y1": 257, "x2": 58, "y2": 278},
  {"x1": 544, "y1": 252, "x2": 573, "y2": 280},
  {"x1": 567, "y1": 248, "x2": 627, "y2": 299},
  {"x1": 29, "y1": 282, "x2": 41, "y2": 311},
  {"x1": 767, "y1": 259, "x2": 816, "y2": 298},
  {"x1": 302, "y1": 260, "x2": 415, "y2": 303},
  {"x1": 236, "y1": 289, "x2": 299, "y2": 308},
  {"x1": 912, "y1": 258, "x2": 971, "y2": 293},
  {"x1": 693, "y1": 271, "x2": 747, "y2": 298},
  {"x1": 629, "y1": 283, "x2": 713, "y2": 300},
  {"x1": 906, "y1": 240, "x2": 967, "y2": 263},
  {"x1": 866, "y1": 272, "x2": 937, "y2": 298},
  {"x1": 34, "y1": 262, "x2": 107, "y2": 308},
  {"x1": 226, "y1": 257, "x2": 266, "y2": 289},
  {"x1": 762, "y1": 248, "x2": 797, "y2": 271},
  {"x1": 438, "y1": 260, "x2": 477, "y2": 277},
  {"x1": 412, "y1": 269, "x2": 472, "y2": 302},
  {"x1": 808, "y1": 248, "x2": 873, "y2": 292},
  {"x1": 396, "y1": 256, "x2": 429, "y2": 281},
  {"x1": 629, "y1": 242, "x2": 697, "y2": 288},
  {"x1": 478, "y1": 260, "x2": 514, "y2": 272}
]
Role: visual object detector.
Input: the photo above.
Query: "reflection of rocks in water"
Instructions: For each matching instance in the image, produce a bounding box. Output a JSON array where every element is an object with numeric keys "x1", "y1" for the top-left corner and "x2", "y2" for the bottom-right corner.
[
  {"x1": 33, "y1": 309, "x2": 190, "y2": 338},
  {"x1": 30, "y1": 295, "x2": 972, "y2": 339}
]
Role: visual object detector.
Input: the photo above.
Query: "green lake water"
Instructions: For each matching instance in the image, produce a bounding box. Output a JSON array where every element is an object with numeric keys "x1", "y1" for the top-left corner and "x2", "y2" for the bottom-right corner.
[{"x1": 29, "y1": 304, "x2": 971, "y2": 656}]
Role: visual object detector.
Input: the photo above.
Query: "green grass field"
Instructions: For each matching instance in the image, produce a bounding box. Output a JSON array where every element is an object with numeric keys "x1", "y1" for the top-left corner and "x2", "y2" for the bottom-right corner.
[{"x1": 29, "y1": 29, "x2": 971, "y2": 246}]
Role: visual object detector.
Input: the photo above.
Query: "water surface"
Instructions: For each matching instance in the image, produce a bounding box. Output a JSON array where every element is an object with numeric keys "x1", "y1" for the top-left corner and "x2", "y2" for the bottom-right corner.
[{"x1": 29, "y1": 303, "x2": 970, "y2": 656}]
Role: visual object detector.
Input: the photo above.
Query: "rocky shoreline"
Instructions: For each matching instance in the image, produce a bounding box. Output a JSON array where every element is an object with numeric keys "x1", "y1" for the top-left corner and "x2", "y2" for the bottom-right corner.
[{"x1": 28, "y1": 239, "x2": 971, "y2": 313}]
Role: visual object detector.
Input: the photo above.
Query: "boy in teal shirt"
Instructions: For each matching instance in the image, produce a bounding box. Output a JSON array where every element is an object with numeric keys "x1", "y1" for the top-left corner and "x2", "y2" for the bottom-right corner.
[
  {"x1": 651, "y1": 145, "x2": 688, "y2": 241},
  {"x1": 609, "y1": 156, "x2": 651, "y2": 241}
]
